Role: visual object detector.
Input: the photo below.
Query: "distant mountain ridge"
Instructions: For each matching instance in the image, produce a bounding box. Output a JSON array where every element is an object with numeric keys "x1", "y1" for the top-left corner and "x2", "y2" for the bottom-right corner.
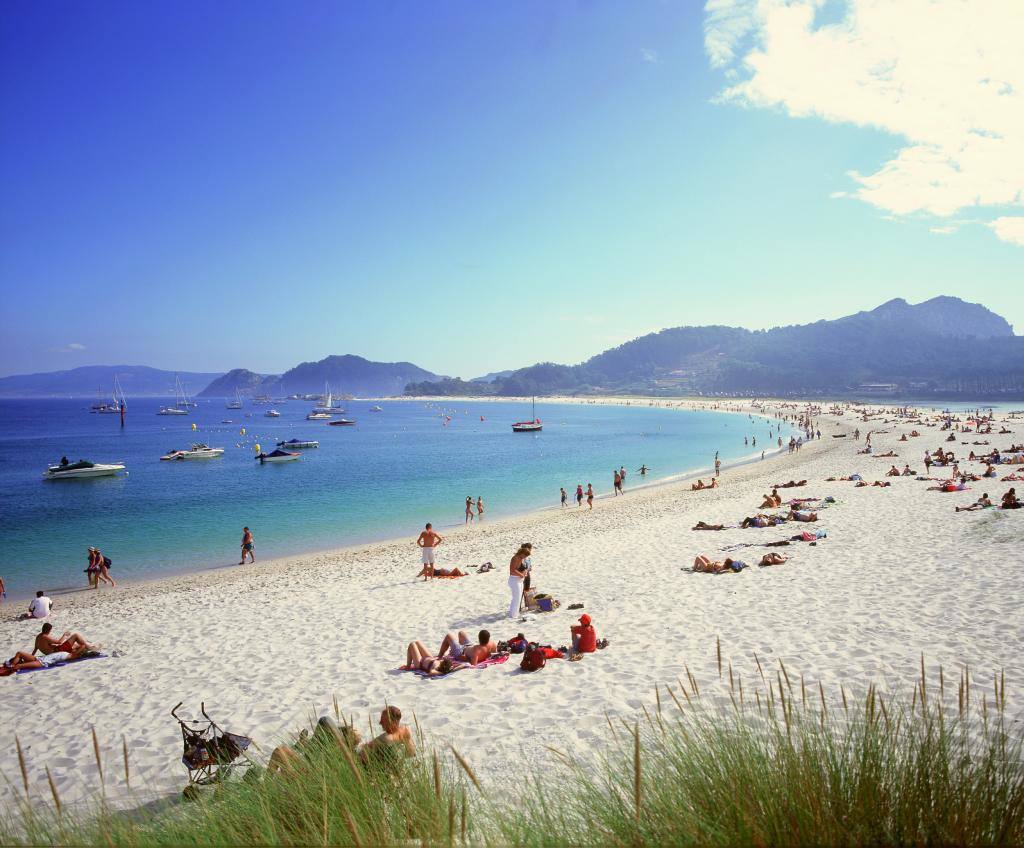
[
  {"x1": 0, "y1": 365, "x2": 220, "y2": 398},
  {"x1": 196, "y1": 355, "x2": 445, "y2": 398},
  {"x1": 406, "y1": 297, "x2": 1024, "y2": 398}
]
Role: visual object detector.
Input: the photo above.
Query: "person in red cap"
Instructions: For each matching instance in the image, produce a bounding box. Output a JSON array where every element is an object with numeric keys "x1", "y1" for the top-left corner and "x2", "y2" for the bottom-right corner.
[{"x1": 570, "y1": 614, "x2": 597, "y2": 657}]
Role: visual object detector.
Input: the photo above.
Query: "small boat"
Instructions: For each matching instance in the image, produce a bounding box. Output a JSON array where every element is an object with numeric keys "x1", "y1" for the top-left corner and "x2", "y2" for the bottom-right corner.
[
  {"x1": 369, "y1": 405, "x2": 383, "y2": 412},
  {"x1": 44, "y1": 459, "x2": 125, "y2": 480},
  {"x1": 264, "y1": 409, "x2": 281, "y2": 417},
  {"x1": 306, "y1": 411, "x2": 331, "y2": 420},
  {"x1": 160, "y1": 444, "x2": 225, "y2": 461},
  {"x1": 512, "y1": 397, "x2": 543, "y2": 432},
  {"x1": 256, "y1": 448, "x2": 300, "y2": 463},
  {"x1": 327, "y1": 418, "x2": 356, "y2": 426},
  {"x1": 226, "y1": 389, "x2": 243, "y2": 410},
  {"x1": 157, "y1": 406, "x2": 188, "y2": 416},
  {"x1": 277, "y1": 438, "x2": 319, "y2": 449}
]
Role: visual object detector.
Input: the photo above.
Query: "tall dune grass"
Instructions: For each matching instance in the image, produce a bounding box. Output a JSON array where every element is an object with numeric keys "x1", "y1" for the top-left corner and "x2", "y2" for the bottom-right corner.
[{"x1": 3, "y1": 660, "x2": 1022, "y2": 846}]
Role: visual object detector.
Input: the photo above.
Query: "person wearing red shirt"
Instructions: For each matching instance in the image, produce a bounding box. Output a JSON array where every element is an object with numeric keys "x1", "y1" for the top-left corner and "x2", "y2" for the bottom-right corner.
[{"x1": 570, "y1": 614, "x2": 597, "y2": 655}]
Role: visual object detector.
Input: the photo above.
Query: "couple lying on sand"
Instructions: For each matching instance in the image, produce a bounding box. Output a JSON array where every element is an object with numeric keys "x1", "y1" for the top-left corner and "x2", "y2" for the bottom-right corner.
[
  {"x1": 692, "y1": 553, "x2": 787, "y2": 573},
  {"x1": 267, "y1": 706, "x2": 415, "y2": 776},
  {"x1": 405, "y1": 630, "x2": 496, "y2": 676},
  {"x1": 691, "y1": 478, "x2": 718, "y2": 490},
  {"x1": 3, "y1": 624, "x2": 101, "y2": 672}
]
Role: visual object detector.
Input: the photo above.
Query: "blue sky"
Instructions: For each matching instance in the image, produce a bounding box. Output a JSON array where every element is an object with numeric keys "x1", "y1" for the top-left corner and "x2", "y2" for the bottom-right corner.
[{"x1": 1, "y1": 1, "x2": 1021, "y2": 378}]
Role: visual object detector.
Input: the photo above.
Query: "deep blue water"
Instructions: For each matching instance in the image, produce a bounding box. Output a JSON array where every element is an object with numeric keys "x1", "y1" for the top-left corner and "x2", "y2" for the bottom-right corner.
[{"x1": 0, "y1": 398, "x2": 794, "y2": 599}]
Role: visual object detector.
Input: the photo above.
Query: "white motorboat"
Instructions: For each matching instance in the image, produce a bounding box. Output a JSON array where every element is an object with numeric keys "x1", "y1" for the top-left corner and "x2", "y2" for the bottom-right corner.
[
  {"x1": 277, "y1": 438, "x2": 319, "y2": 449},
  {"x1": 511, "y1": 397, "x2": 543, "y2": 433},
  {"x1": 306, "y1": 411, "x2": 331, "y2": 420},
  {"x1": 44, "y1": 459, "x2": 125, "y2": 480},
  {"x1": 160, "y1": 444, "x2": 224, "y2": 461},
  {"x1": 256, "y1": 448, "x2": 300, "y2": 463},
  {"x1": 157, "y1": 406, "x2": 188, "y2": 415},
  {"x1": 264, "y1": 409, "x2": 281, "y2": 417},
  {"x1": 369, "y1": 405, "x2": 383, "y2": 412}
]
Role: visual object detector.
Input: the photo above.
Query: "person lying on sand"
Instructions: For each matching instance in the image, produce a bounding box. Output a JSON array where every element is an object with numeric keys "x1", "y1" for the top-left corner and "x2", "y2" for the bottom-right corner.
[
  {"x1": 437, "y1": 630, "x2": 495, "y2": 666},
  {"x1": 956, "y1": 494, "x2": 992, "y2": 512},
  {"x1": 34, "y1": 623, "x2": 98, "y2": 659},
  {"x1": 693, "y1": 555, "x2": 747, "y2": 574},
  {"x1": 3, "y1": 650, "x2": 78, "y2": 672},
  {"x1": 759, "y1": 552, "x2": 788, "y2": 566},
  {"x1": 405, "y1": 641, "x2": 466, "y2": 676},
  {"x1": 788, "y1": 509, "x2": 818, "y2": 521},
  {"x1": 774, "y1": 480, "x2": 807, "y2": 488},
  {"x1": 267, "y1": 716, "x2": 362, "y2": 776},
  {"x1": 691, "y1": 479, "x2": 706, "y2": 490},
  {"x1": 1002, "y1": 472, "x2": 1022, "y2": 481},
  {"x1": 416, "y1": 564, "x2": 467, "y2": 580},
  {"x1": 692, "y1": 521, "x2": 726, "y2": 531}
]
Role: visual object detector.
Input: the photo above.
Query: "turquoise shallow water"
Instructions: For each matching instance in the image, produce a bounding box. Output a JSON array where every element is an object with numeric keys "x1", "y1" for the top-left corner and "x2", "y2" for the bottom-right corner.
[{"x1": 0, "y1": 398, "x2": 796, "y2": 599}]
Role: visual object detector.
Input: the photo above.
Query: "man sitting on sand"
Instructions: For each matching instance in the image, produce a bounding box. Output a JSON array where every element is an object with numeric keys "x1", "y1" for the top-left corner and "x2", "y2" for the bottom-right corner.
[
  {"x1": 956, "y1": 494, "x2": 992, "y2": 512},
  {"x1": 1002, "y1": 488, "x2": 1021, "y2": 509},
  {"x1": 19, "y1": 590, "x2": 52, "y2": 621},
  {"x1": 886, "y1": 465, "x2": 900, "y2": 477},
  {"x1": 34, "y1": 623, "x2": 98, "y2": 659},
  {"x1": 437, "y1": 630, "x2": 495, "y2": 666},
  {"x1": 569, "y1": 613, "x2": 598, "y2": 659},
  {"x1": 361, "y1": 706, "x2": 417, "y2": 764}
]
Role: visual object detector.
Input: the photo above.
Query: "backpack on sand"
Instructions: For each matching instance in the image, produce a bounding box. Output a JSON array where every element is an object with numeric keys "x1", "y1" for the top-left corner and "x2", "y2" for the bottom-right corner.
[{"x1": 520, "y1": 646, "x2": 547, "y2": 672}]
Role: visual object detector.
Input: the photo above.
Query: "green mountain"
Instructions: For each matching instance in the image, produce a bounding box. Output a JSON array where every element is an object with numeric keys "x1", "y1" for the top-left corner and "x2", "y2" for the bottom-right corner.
[{"x1": 406, "y1": 297, "x2": 1024, "y2": 398}]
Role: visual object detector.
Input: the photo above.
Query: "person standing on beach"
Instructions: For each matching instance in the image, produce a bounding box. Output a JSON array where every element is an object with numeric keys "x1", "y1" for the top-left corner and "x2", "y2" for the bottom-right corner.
[
  {"x1": 613, "y1": 470, "x2": 622, "y2": 495},
  {"x1": 476, "y1": 497, "x2": 484, "y2": 520},
  {"x1": 620, "y1": 466, "x2": 627, "y2": 487},
  {"x1": 0, "y1": 575, "x2": 5, "y2": 602},
  {"x1": 586, "y1": 483, "x2": 594, "y2": 509},
  {"x1": 465, "y1": 496, "x2": 475, "y2": 524},
  {"x1": 575, "y1": 484, "x2": 584, "y2": 507},
  {"x1": 714, "y1": 457, "x2": 721, "y2": 477},
  {"x1": 94, "y1": 548, "x2": 116, "y2": 586},
  {"x1": 508, "y1": 545, "x2": 530, "y2": 619},
  {"x1": 560, "y1": 487, "x2": 567, "y2": 507},
  {"x1": 417, "y1": 523, "x2": 443, "y2": 570},
  {"x1": 240, "y1": 527, "x2": 255, "y2": 564}
]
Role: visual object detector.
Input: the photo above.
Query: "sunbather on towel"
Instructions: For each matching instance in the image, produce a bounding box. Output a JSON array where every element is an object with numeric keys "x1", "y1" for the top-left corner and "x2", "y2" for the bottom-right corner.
[
  {"x1": 437, "y1": 629, "x2": 495, "y2": 666},
  {"x1": 405, "y1": 641, "x2": 466, "y2": 676},
  {"x1": 956, "y1": 494, "x2": 992, "y2": 512},
  {"x1": 34, "y1": 623, "x2": 97, "y2": 659},
  {"x1": 693, "y1": 521, "x2": 725, "y2": 530},
  {"x1": 416, "y1": 564, "x2": 467, "y2": 580},
  {"x1": 759, "y1": 553, "x2": 788, "y2": 566},
  {"x1": 3, "y1": 650, "x2": 71, "y2": 671},
  {"x1": 693, "y1": 555, "x2": 747, "y2": 574}
]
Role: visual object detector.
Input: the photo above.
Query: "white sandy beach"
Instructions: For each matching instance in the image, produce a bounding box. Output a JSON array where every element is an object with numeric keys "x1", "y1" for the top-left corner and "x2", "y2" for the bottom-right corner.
[{"x1": 2, "y1": 399, "x2": 1022, "y2": 813}]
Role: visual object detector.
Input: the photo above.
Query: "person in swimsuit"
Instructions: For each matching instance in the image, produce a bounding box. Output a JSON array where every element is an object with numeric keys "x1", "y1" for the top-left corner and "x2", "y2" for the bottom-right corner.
[
  {"x1": 586, "y1": 483, "x2": 594, "y2": 510},
  {"x1": 361, "y1": 706, "x2": 416, "y2": 762},
  {"x1": 86, "y1": 547, "x2": 100, "y2": 589},
  {"x1": 613, "y1": 470, "x2": 621, "y2": 495},
  {"x1": 759, "y1": 552, "x2": 788, "y2": 566},
  {"x1": 240, "y1": 527, "x2": 255, "y2": 565},
  {"x1": 416, "y1": 523, "x2": 443, "y2": 573},
  {"x1": 637, "y1": 465, "x2": 649, "y2": 476},
  {"x1": 404, "y1": 642, "x2": 463, "y2": 676},
  {"x1": 465, "y1": 496, "x2": 474, "y2": 524},
  {"x1": 34, "y1": 623, "x2": 97, "y2": 659},
  {"x1": 476, "y1": 496, "x2": 484, "y2": 519},
  {"x1": 560, "y1": 487, "x2": 567, "y2": 507},
  {"x1": 268, "y1": 716, "x2": 362, "y2": 776},
  {"x1": 94, "y1": 547, "x2": 115, "y2": 587},
  {"x1": 437, "y1": 629, "x2": 494, "y2": 665},
  {"x1": 507, "y1": 545, "x2": 530, "y2": 618},
  {"x1": 575, "y1": 484, "x2": 584, "y2": 507}
]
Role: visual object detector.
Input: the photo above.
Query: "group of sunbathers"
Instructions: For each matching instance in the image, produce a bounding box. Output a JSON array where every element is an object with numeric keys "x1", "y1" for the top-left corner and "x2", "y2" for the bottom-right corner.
[
  {"x1": 3, "y1": 623, "x2": 101, "y2": 673},
  {"x1": 691, "y1": 478, "x2": 718, "y2": 491},
  {"x1": 405, "y1": 629, "x2": 497, "y2": 676}
]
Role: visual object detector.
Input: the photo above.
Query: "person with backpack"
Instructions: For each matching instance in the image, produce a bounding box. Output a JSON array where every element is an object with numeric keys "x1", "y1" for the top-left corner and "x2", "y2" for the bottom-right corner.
[{"x1": 94, "y1": 547, "x2": 115, "y2": 587}]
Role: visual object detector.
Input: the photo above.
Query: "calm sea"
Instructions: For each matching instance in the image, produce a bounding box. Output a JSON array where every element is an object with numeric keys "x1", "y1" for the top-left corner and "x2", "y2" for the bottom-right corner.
[{"x1": 0, "y1": 398, "x2": 795, "y2": 599}]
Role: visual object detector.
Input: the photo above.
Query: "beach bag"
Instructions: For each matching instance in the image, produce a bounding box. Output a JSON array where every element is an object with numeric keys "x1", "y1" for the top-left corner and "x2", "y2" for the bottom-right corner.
[
  {"x1": 520, "y1": 646, "x2": 547, "y2": 672},
  {"x1": 102, "y1": 556, "x2": 112, "y2": 569},
  {"x1": 509, "y1": 638, "x2": 528, "y2": 654}
]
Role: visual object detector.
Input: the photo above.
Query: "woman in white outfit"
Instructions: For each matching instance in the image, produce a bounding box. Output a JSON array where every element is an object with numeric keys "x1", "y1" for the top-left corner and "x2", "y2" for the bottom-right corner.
[{"x1": 507, "y1": 545, "x2": 530, "y2": 619}]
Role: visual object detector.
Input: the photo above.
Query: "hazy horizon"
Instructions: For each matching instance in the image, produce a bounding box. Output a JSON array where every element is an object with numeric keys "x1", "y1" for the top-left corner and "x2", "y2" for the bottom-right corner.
[{"x1": 2, "y1": 2, "x2": 1021, "y2": 378}]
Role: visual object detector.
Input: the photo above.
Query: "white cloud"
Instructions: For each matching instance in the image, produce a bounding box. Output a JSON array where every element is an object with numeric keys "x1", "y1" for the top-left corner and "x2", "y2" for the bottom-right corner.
[
  {"x1": 48, "y1": 342, "x2": 86, "y2": 353},
  {"x1": 930, "y1": 225, "x2": 958, "y2": 235},
  {"x1": 704, "y1": 0, "x2": 1024, "y2": 244},
  {"x1": 989, "y1": 216, "x2": 1024, "y2": 247},
  {"x1": 640, "y1": 48, "x2": 660, "y2": 64}
]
